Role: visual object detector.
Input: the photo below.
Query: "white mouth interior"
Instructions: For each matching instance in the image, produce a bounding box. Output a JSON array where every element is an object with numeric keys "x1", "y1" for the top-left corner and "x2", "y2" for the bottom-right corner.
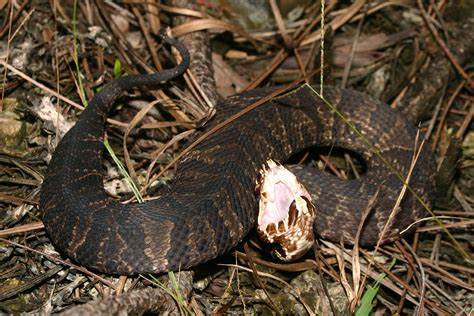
[
  {"x1": 260, "y1": 180, "x2": 294, "y2": 227},
  {"x1": 257, "y1": 160, "x2": 311, "y2": 228}
]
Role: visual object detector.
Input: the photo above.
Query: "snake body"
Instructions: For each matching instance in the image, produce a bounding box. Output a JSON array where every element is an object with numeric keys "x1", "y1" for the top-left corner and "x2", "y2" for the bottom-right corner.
[{"x1": 40, "y1": 36, "x2": 435, "y2": 275}]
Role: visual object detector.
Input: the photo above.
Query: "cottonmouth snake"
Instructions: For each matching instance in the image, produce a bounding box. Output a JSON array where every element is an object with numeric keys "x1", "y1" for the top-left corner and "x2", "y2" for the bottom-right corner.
[{"x1": 40, "y1": 34, "x2": 435, "y2": 275}]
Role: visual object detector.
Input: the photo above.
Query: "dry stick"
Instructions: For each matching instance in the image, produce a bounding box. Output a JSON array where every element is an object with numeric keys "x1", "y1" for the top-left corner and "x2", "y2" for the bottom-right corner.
[
  {"x1": 388, "y1": 244, "x2": 471, "y2": 314},
  {"x1": 144, "y1": 1, "x2": 160, "y2": 34},
  {"x1": 419, "y1": 259, "x2": 473, "y2": 291},
  {"x1": 404, "y1": 230, "x2": 420, "y2": 312},
  {"x1": 401, "y1": 216, "x2": 472, "y2": 234},
  {"x1": 453, "y1": 185, "x2": 472, "y2": 212},
  {"x1": 344, "y1": 153, "x2": 360, "y2": 179},
  {"x1": 425, "y1": 81, "x2": 449, "y2": 142},
  {"x1": 93, "y1": 1, "x2": 134, "y2": 68},
  {"x1": 323, "y1": 241, "x2": 427, "y2": 308},
  {"x1": 140, "y1": 121, "x2": 193, "y2": 129},
  {"x1": 269, "y1": 0, "x2": 293, "y2": 48},
  {"x1": 244, "y1": 0, "x2": 330, "y2": 92},
  {"x1": 358, "y1": 248, "x2": 447, "y2": 314},
  {"x1": 116, "y1": 276, "x2": 128, "y2": 295},
  {"x1": 0, "y1": 237, "x2": 115, "y2": 289},
  {"x1": 347, "y1": 0, "x2": 410, "y2": 26},
  {"x1": 429, "y1": 231, "x2": 441, "y2": 266},
  {"x1": 301, "y1": 0, "x2": 366, "y2": 46},
  {"x1": 0, "y1": 265, "x2": 63, "y2": 301},
  {"x1": 381, "y1": 245, "x2": 473, "y2": 296},
  {"x1": 234, "y1": 251, "x2": 338, "y2": 276},
  {"x1": 448, "y1": 108, "x2": 469, "y2": 115},
  {"x1": 219, "y1": 263, "x2": 316, "y2": 316},
  {"x1": 142, "y1": 129, "x2": 195, "y2": 193},
  {"x1": 1, "y1": 3, "x2": 33, "y2": 111},
  {"x1": 431, "y1": 81, "x2": 465, "y2": 149},
  {"x1": 396, "y1": 242, "x2": 417, "y2": 313},
  {"x1": 432, "y1": 259, "x2": 474, "y2": 275},
  {"x1": 319, "y1": 0, "x2": 325, "y2": 96},
  {"x1": 390, "y1": 42, "x2": 424, "y2": 108},
  {"x1": 243, "y1": 2, "x2": 335, "y2": 91},
  {"x1": 434, "y1": 210, "x2": 474, "y2": 217},
  {"x1": 0, "y1": 0, "x2": 30, "y2": 38},
  {"x1": 243, "y1": 50, "x2": 289, "y2": 91},
  {"x1": 171, "y1": 19, "x2": 248, "y2": 39},
  {"x1": 52, "y1": 2, "x2": 64, "y2": 148},
  {"x1": 318, "y1": 155, "x2": 346, "y2": 179},
  {"x1": 295, "y1": 0, "x2": 337, "y2": 44},
  {"x1": 455, "y1": 101, "x2": 473, "y2": 139},
  {"x1": 149, "y1": 2, "x2": 206, "y2": 19},
  {"x1": 351, "y1": 190, "x2": 380, "y2": 311},
  {"x1": 9, "y1": 8, "x2": 35, "y2": 47},
  {"x1": 52, "y1": 0, "x2": 70, "y2": 24},
  {"x1": 234, "y1": 254, "x2": 247, "y2": 314},
  {"x1": 293, "y1": 48, "x2": 308, "y2": 81},
  {"x1": 401, "y1": 239, "x2": 427, "y2": 315},
  {"x1": 414, "y1": 244, "x2": 468, "y2": 314},
  {"x1": 212, "y1": 263, "x2": 238, "y2": 314},
  {"x1": 312, "y1": 242, "x2": 338, "y2": 315},
  {"x1": 0, "y1": 221, "x2": 44, "y2": 238},
  {"x1": 425, "y1": 278, "x2": 468, "y2": 311},
  {"x1": 333, "y1": 240, "x2": 355, "y2": 304},
  {"x1": 132, "y1": 6, "x2": 163, "y2": 71},
  {"x1": 385, "y1": 243, "x2": 473, "y2": 313},
  {"x1": 122, "y1": 99, "x2": 163, "y2": 183},
  {"x1": 356, "y1": 133, "x2": 425, "y2": 309},
  {"x1": 416, "y1": 219, "x2": 474, "y2": 232},
  {"x1": 340, "y1": 5, "x2": 366, "y2": 89},
  {"x1": 0, "y1": 2, "x2": 12, "y2": 110},
  {"x1": 303, "y1": 38, "x2": 320, "y2": 76},
  {"x1": 174, "y1": 49, "x2": 214, "y2": 112},
  {"x1": 243, "y1": 243, "x2": 280, "y2": 314},
  {"x1": 66, "y1": 49, "x2": 89, "y2": 106},
  {"x1": 184, "y1": 68, "x2": 214, "y2": 111},
  {"x1": 416, "y1": 0, "x2": 473, "y2": 88},
  {"x1": 0, "y1": 193, "x2": 37, "y2": 206},
  {"x1": 10, "y1": 159, "x2": 43, "y2": 182},
  {"x1": 424, "y1": 279, "x2": 466, "y2": 314},
  {"x1": 317, "y1": 252, "x2": 345, "y2": 283}
]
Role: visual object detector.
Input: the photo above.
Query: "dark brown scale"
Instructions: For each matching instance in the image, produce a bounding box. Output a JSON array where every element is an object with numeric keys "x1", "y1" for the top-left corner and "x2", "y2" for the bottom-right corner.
[{"x1": 40, "y1": 37, "x2": 435, "y2": 275}]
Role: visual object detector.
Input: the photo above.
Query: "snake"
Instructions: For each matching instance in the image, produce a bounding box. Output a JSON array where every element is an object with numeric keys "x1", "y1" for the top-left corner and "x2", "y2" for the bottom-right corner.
[{"x1": 40, "y1": 34, "x2": 435, "y2": 275}]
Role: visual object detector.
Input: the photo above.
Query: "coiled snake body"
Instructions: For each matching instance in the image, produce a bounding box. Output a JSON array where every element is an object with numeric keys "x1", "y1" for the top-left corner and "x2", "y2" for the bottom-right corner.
[{"x1": 40, "y1": 36, "x2": 435, "y2": 275}]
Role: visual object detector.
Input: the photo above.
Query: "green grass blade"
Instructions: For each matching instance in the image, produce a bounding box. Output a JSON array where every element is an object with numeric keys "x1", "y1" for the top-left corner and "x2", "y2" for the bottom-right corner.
[
  {"x1": 356, "y1": 259, "x2": 396, "y2": 316},
  {"x1": 103, "y1": 138, "x2": 144, "y2": 203}
]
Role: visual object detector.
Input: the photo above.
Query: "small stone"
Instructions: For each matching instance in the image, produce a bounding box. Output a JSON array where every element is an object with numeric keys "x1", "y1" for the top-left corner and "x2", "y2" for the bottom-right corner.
[{"x1": 0, "y1": 98, "x2": 29, "y2": 156}]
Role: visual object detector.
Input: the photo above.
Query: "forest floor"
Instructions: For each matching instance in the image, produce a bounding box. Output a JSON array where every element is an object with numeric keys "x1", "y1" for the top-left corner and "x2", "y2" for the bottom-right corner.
[{"x1": 0, "y1": 0, "x2": 473, "y2": 314}]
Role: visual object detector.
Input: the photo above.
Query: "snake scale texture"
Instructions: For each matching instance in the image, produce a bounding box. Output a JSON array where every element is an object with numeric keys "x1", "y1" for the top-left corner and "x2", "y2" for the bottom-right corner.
[{"x1": 40, "y1": 36, "x2": 435, "y2": 275}]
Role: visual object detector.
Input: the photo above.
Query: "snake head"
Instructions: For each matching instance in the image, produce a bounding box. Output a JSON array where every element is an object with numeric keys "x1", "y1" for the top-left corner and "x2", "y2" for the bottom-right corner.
[{"x1": 256, "y1": 160, "x2": 316, "y2": 261}]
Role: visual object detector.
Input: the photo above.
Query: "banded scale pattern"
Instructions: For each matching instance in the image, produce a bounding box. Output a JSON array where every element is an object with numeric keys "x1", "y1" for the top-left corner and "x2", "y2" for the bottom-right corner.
[
  {"x1": 40, "y1": 37, "x2": 435, "y2": 275},
  {"x1": 41, "y1": 84, "x2": 435, "y2": 274}
]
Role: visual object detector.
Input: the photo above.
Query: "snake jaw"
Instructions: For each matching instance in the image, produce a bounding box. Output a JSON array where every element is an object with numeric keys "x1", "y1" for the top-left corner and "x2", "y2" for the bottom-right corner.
[{"x1": 256, "y1": 160, "x2": 316, "y2": 261}]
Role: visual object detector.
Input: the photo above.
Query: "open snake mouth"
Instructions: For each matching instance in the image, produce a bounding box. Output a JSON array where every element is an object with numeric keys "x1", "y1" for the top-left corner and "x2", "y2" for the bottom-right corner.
[{"x1": 256, "y1": 160, "x2": 316, "y2": 261}]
